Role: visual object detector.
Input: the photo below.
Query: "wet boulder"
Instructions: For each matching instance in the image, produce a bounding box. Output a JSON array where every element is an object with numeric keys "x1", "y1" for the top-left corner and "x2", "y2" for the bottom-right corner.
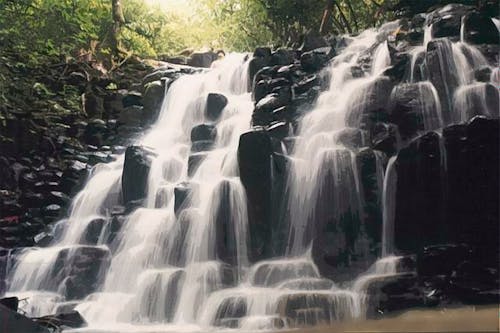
[
  {"x1": 335, "y1": 128, "x2": 366, "y2": 149},
  {"x1": 206, "y1": 93, "x2": 228, "y2": 121},
  {"x1": 417, "y1": 244, "x2": 472, "y2": 278},
  {"x1": 83, "y1": 119, "x2": 108, "y2": 147},
  {"x1": 122, "y1": 146, "x2": 153, "y2": 205},
  {"x1": 80, "y1": 218, "x2": 106, "y2": 245},
  {"x1": 356, "y1": 148, "x2": 384, "y2": 246},
  {"x1": 253, "y1": 94, "x2": 288, "y2": 126},
  {"x1": 187, "y1": 152, "x2": 207, "y2": 177},
  {"x1": 0, "y1": 296, "x2": 18, "y2": 311},
  {"x1": 365, "y1": 273, "x2": 424, "y2": 318},
  {"x1": 300, "y1": 47, "x2": 332, "y2": 72},
  {"x1": 0, "y1": 303, "x2": 50, "y2": 333},
  {"x1": 393, "y1": 132, "x2": 444, "y2": 253},
  {"x1": 310, "y1": 148, "x2": 370, "y2": 281},
  {"x1": 270, "y1": 49, "x2": 296, "y2": 66},
  {"x1": 83, "y1": 92, "x2": 104, "y2": 119},
  {"x1": 394, "y1": 118, "x2": 499, "y2": 262},
  {"x1": 293, "y1": 75, "x2": 319, "y2": 95},
  {"x1": 389, "y1": 82, "x2": 442, "y2": 139},
  {"x1": 474, "y1": 66, "x2": 492, "y2": 82},
  {"x1": 371, "y1": 122, "x2": 399, "y2": 157},
  {"x1": 237, "y1": 129, "x2": 274, "y2": 261},
  {"x1": 174, "y1": 182, "x2": 197, "y2": 215},
  {"x1": 345, "y1": 76, "x2": 392, "y2": 129},
  {"x1": 118, "y1": 105, "x2": 144, "y2": 127},
  {"x1": 213, "y1": 296, "x2": 247, "y2": 327},
  {"x1": 426, "y1": 4, "x2": 472, "y2": 40},
  {"x1": 35, "y1": 311, "x2": 86, "y2": 329},
  {"x1": 122, "y1": 91, "x2": 142, "y2": 108},
  {"x1": 191, "y1": 124, "x2": 217, "y2": 142},
  {"x1": 249, "y1": 58, "x2": 270, "y2": 85},
  {"x1": 462, "y1": 11, "x2": 499, "y2": 45},
  {"x1": 449, "y1": 261, "x2": 499, "y2": 304},
  {"x1": 300, "y1": 32, "x2": 329, "y2": 52},
  {"x1": 142, "y1": 80, "x2": 165, "y2": 124},
  {"x1": 276, "y1": 292, "x2": 351, "y2": 327},
  {"x1": 426, "y1": 38, "x2": 460, "y2": 119},
  {"x1": 213, "y1": 179, "x2": 242, "y2": 266},
  {"x1": 188, "y1": 51, "x2": 218, "y2": 68},
  {"x1": 57, "y1": 246, "x2": 111, "y2": 300}
]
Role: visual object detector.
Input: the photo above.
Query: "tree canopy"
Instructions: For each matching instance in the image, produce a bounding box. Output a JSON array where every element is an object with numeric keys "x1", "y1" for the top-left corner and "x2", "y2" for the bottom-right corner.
[{"x1": 0, "y1": 0, "x2": 484, "y2": 65}]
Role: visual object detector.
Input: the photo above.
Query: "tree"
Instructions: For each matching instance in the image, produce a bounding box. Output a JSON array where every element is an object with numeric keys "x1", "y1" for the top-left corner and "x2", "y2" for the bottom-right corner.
[{"x1": 111, "y1": 0, "x2": 126, "y2": 62}]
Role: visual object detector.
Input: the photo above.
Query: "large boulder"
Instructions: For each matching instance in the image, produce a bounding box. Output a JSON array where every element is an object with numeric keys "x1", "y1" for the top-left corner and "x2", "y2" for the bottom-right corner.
[
  {"x1": 212, "y1": 296, "x2": 247, "y2": 328},
  {"x1": 206, "y1": 93, "x2": 228, "y2": 121},
  {"x1": 238, "y1": 129, "x2": 272, "y2": 261},
  {"x1": 0, "y1": 303, "x2": 50, "y2": 333},
  {"x1": 394, "y1": 118, "x2": 499, "y2": 268},
  {"x1": 35, "y1": 311, "x2": 86, "y2": 329},
  {"x1": 426, "y1": 38, "x2": 460, "y2": 121},
  {"x1": 122, "y1": 146, "x2": 152, "y2": 205},
  {"x1": 356, "y1": 148, "x2": 384, "y2": 248},
  {"x1": 462, "y1": 11, "x2": 499, "y2": 45},
  {"x1": 191, "y1": 124, "x2": 217, "y2": 142},
  {"x1": 212, "y1": 179, "x2": 242, "y2": 266},
  {"x1": 365, "y1": 273, "x2": 424, "y2": 318},
  {"x1": 345, "y1": 76, "x2": 392, "y2": 129},
  {"x1": 188, "y1": 51, "x2": 218, "y2": 68},
  {"x1": 276, "y1": 292, "x2": 354, "y2": 327},
  {"x1": 310, "y1": 148, "x2": 371, "y2": 281},
  {"x1": 49, "y1": 246, "x2": 111, "y2": 300},
  {"x1": 389, "y1": 82, "x2": 442, "y2": 139},
  {"x1": 426, "y1": 4, "x2": 472, "y2": 40},
  {"x1": 142, "y1": 80, "x2": 165, "y2": 124},
  {"x1": 300, "y1": 47, "x2": 332, "y2": 72}
]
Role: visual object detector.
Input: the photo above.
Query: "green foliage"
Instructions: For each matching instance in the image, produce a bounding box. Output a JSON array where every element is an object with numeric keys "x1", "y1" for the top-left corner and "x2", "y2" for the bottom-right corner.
[
  {"x1": 0, "y1": 0, "x2": 111, "y2": 62},
  {"x1": 0, "y1": 0, "x2": 407, "y2": 63}
]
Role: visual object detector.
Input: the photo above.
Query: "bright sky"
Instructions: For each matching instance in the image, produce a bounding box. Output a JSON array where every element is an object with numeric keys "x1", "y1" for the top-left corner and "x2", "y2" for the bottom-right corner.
[{"x1": 144, "y1": 0, "x2": 190, "y2": 13}]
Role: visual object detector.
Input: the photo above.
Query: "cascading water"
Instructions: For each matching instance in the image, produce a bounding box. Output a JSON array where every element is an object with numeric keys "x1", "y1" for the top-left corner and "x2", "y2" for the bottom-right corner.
[{"x1": 4, "y1": 8, "x2": 499, "y2": 332}]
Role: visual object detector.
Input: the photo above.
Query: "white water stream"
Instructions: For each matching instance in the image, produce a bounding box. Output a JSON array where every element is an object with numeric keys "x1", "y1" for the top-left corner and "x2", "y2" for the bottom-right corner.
[{"x1": 4, "y1": 12, "x2": 499, "y2": 332}]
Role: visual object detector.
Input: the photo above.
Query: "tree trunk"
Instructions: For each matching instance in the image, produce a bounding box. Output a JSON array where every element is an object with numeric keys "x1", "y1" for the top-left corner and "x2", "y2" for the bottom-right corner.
[
  {"x1": 319, "y1": 0, "x2": 335, "y2": 34},
  {"x1": 111, "y1": 0, "x2": 126, "y2": 62}
]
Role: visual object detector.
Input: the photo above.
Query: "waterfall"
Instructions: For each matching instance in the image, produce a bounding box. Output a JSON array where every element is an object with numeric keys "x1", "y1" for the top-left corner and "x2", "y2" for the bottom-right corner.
[
  {"x1": 381, "y1": 156, "x2": 397, "y2": 257},
  {"x1": 286, "y1": 29, "x2": 389, "y2": 256},
  {"x1": 4, "y1": 9, "x2": 498, "y2": 332}
]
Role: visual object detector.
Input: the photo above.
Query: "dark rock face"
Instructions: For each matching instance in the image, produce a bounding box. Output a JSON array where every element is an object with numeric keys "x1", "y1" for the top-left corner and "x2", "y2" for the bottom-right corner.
[
  {"x1": 142, "y1": 80, "x2": 165, "y2": 124},
  {"x1": 174, "y1": 182, "x2": 196, "y2": 216},
  {"x1": 310, "y1": 148, "x2": 374, "y2": 282},
  {"x1": 277, "y1": 293, "x2": 346, "y2": 327},
  {"x1": 35, "y1": 311, "x2": 87, "y2": 329},
  {"x1": 212, "y1": 180, "x2": 240, "y2": 266},
  {"x1": 345, "y1": 76, "x2": 392, "y2": 129},
  {"x1": 462, "y1": 11, "x2": 499, "y2": 45},
  {"x1": 356, "y1": 148, "x2": 384, "y2": 248},
  {"x1": 0, "y1": 303, "x2": 50, "y2": 333},
  {"x1": 206, "y1": 93, "x2": 228, "y2": 120},
  {"x1": 191, "y1": 124, "x2": 217, "y2": 142},
  {"x1": 238, "y1": 129, "x2": 288, "y2": 261},
  {"x1": 188, "y1": 51, "x2": 218, "y2": 68},
  {"x1": 300, "y1": 48, "x2": 332, "y2": 72},
  {"x1": 51, "y1": 246, "x2": 111, "y2": 300},
  {"x1": 426, "y1": 38, "x2": 460, "y2": 122},
  {"x1": 394, "y1": 117, "x2": 499, "y2": 266},
  {"x1": 238, "y1": 130, "x2": 273, "y2": 261},
  {"x1": 427, "y1": 4, "x2": 472, "y2": 40},
  {"x1": 389, "y1": 83, "x2": 441, "y2": 139},
  {"x1": 122, "y1": 146, "x2": 152, "y2": 206},
  {"x1": 365, "y1": 273, "x2": 424, "y2": 318},
  {"x1": 213, "y1": 297, "x2": 247, "y2": 328}
]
